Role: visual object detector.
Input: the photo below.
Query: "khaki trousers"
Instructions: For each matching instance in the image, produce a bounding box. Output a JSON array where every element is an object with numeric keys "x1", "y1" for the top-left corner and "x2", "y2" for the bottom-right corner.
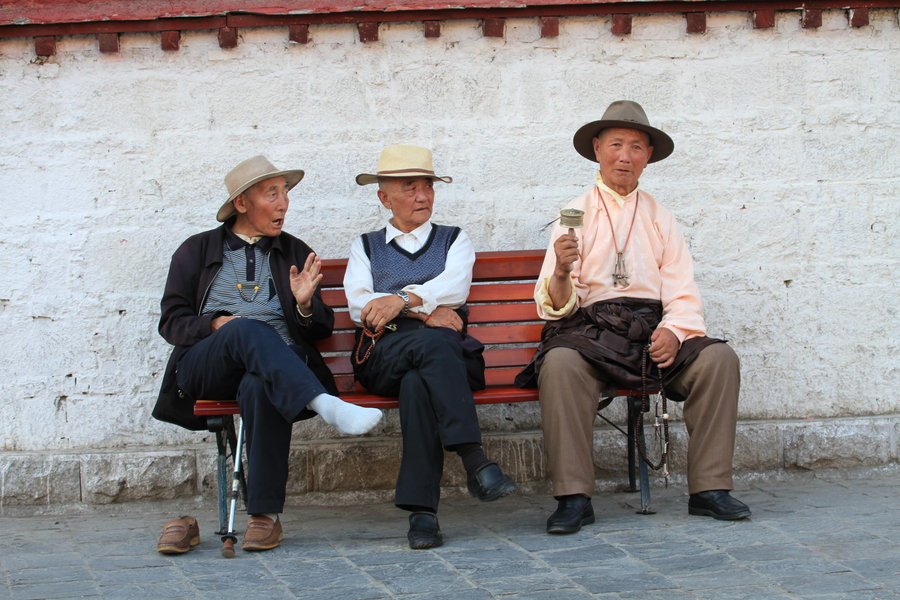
[{"x1": 538, "y1": 343, "x2": 740, "y2": 496}]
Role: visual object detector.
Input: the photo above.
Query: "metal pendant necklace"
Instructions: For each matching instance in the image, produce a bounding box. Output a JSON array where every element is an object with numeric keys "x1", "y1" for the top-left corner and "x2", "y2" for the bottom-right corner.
[{"x1": 602, "y1": 192, "x2": 640, "y2": 288}]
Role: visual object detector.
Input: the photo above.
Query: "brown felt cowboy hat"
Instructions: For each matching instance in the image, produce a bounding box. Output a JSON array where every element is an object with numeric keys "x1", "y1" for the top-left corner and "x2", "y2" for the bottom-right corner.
[
  {"x1": 356, "y1": 144, "x2": 452, "y2": 186},
  {"x1": 216, "y1": 155, "x2": 305, "y2": 222},
  {"x1": 572, "y1": 100, "x2": 674, "y2": 164}
]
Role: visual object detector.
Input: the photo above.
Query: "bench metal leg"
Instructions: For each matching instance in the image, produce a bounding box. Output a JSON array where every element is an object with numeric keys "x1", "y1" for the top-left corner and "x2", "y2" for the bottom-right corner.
[
  {"x1": 627, "y1": 396, "x2": 654, "y2": 514},
  {"x1": 224, "y1": 416, "x2": 247, "y2": 508},
  {"x1": 214, "y1": 426, "x2": 229, "y2": 535},
  {"x1": 221, "y1": 416, "x2": 244, "y2": 558},
  {"x1": 206, "y1": 414, "x2": 247, "y2": 557},
  {"x1": 596, "y1": 394, "x2": 655, "y2": 513},
  {"x1": 626, "y1": 398, "x2": 638, "y2": 493},
  {"x1": 635, "y1": 419, "x2": 654, "y2": 514}
]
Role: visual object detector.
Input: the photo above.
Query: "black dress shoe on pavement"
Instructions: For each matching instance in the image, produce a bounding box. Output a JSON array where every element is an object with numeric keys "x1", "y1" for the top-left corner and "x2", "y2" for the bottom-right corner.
[
  {"x1": 546, "y1": 494, "x2": 595, "y2": 534},
  {"x1": 689, "y1": 490, "x2": 751, "y2": 520},
  {"x1": 407, "y1": 512, "x2": 443, "y2": 549},
  {"x1": 467, "y1": 461, "x2": 518, "y2": 502}
]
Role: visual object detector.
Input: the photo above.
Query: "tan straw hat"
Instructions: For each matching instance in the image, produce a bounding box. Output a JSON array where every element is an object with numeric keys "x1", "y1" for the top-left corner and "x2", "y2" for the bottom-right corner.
[
  {"x1": 216, "y1": 155, "x2": 305, "y2": 222},
  {"x1": 572, "y1": 100, "x2": 674, "y2": 164},
  {"x1": 356, "y1": 144, "x2": 452, "y2": 186}
]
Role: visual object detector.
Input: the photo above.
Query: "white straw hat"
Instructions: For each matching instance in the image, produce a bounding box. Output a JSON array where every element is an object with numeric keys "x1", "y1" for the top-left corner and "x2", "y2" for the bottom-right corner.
[{"x1": 356, "y1": 145, "x2": 452, "y2": 186}]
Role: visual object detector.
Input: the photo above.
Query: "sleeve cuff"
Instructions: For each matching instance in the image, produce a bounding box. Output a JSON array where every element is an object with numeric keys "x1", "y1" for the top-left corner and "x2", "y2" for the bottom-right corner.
[
  {"x1": 538, "y1": 277, "x2": 577, "y2": 318},
  {"x1": 658, "y1": 324, "x2": 687, "y2": 343},
  {"x1": 296, "y1": 303, "x2": 313, "y2": 321},
  {"x1": 404, "y1": 286, "x2": 435, "y2": 315}
]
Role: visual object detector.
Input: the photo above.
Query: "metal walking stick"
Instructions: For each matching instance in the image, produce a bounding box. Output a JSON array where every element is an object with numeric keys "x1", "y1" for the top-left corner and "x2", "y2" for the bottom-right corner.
[{"x1": 220, "y1": 416, "x2": 244, "y2": 558}]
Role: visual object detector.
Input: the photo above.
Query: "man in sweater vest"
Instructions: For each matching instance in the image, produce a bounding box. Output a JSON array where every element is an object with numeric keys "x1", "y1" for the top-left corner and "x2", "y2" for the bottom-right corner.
[
  {"x1": 344, "y1": 145, "x2": 517, "y2": 549},
  {"x1": 516, "y1": 101, "x2": 750, "y2": 534},
  {"x1": 155, "y1": 156, "x2": 382, "y2": 554}
]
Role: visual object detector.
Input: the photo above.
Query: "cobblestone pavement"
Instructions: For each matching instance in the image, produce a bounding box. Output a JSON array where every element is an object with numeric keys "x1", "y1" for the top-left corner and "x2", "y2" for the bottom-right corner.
[{"x1": 1, "y1": 468, "x2": 898, "y2": 600}]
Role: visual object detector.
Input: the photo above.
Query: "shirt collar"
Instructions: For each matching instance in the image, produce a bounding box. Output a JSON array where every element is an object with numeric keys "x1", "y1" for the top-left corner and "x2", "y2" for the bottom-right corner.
[
  {"x1": 385, "y1": 220, "x2": 432, "y2": 244},
  {"x1": 225, "y1": 224, "x2": 273, "y2": 253},
  {"x1": 595, "y1": 171, "x2": 639, "y2": 209}
]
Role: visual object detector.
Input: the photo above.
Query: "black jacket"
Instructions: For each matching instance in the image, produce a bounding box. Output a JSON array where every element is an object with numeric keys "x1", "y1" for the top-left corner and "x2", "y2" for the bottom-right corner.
[{"x1": 153, "y1": 222, "x2": 337, "y2": 430}]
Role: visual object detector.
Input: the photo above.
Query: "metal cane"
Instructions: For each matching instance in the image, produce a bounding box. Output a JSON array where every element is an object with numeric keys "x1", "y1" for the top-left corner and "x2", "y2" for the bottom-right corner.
[{"x1": 220, "y1": 416, "x2": 244, "y2": 558}]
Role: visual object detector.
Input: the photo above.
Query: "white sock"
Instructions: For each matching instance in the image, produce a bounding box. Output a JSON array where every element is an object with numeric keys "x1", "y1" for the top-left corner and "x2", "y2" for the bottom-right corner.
[{"x1": 309, "y1": 393, "x2": 382, "y2": 435}]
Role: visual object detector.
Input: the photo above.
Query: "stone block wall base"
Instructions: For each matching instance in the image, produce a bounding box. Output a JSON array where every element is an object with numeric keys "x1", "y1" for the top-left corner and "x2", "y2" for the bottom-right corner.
[{"x1": 1, "y1": 415, "x2": 897, "y2": 510}]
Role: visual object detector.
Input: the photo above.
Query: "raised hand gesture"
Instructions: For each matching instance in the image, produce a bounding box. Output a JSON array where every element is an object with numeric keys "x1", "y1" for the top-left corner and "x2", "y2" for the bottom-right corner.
[{"x1": 290, "y1": 252, "x2": 323, "y2": 314}]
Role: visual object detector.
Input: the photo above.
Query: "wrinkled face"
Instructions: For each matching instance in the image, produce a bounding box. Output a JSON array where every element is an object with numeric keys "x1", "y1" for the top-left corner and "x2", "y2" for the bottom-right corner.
[
  {"x1": 377, "y1": 177, "x2": 435, "y2": 233},
  {"x1": 593, "y1": 128, "x2": 653, "y2": 196},
  {"x1": 232, "y1": 176, "x2": 290, "y2": 237}
]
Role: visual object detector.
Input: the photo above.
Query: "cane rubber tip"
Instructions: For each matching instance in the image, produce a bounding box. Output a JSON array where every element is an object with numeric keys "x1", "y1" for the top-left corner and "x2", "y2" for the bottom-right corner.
[{"x1": 221, "y1": 542, "x2": 235, "y2": 558}]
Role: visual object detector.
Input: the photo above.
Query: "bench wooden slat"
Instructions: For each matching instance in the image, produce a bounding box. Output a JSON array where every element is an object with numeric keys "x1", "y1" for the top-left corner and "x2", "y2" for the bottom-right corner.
[
  {"x1": 484, "y1": 346, "x2": 538, "y2": 368},
  {"x1": 468, "y1": 302, "x2": 539, "y2": 324},
  {"x1": 467, "y1": 323, "x2": 544, "y2": 344},
  {"x1": 320, "y1": 288, "x2": 348, "y2": 307},
  {"x1": 467, "y1": 282, "x2": 535, "y2": 303},
  {"x1": 315, "y1": 331, "x2": 358, "y2": 353},
  {"x1": 471, "y1": 250, "x2": 545, "y2": 281}
]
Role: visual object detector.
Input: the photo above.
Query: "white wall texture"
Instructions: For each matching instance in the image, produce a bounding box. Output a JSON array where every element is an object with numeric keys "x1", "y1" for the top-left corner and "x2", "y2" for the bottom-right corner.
[{"x1": 0, "y1": 11, "x2": 897, "y2": 463}]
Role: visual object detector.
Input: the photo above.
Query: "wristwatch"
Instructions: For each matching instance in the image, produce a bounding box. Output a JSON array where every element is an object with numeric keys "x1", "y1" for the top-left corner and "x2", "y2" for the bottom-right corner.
[{"x1": 395, "y1": 290, "x2": 410, "y2": 317}]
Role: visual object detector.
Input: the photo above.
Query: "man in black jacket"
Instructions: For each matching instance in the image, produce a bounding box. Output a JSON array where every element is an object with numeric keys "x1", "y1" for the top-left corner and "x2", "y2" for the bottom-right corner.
[{"x1": 154, "y1": 156, "x2": 382, "y2": 554}]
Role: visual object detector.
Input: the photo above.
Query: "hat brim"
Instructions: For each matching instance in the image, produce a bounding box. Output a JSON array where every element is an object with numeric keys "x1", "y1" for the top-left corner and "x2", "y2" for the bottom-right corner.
[
  {"x1": 356, "y1": 171, "x2": 452, "y2": 186},
  {"x1": 572, "y1": 120, "x2": 674, "y2": 164},
  {"x1": 216, "y1": 169, "x2": 305, "y2": 222}
]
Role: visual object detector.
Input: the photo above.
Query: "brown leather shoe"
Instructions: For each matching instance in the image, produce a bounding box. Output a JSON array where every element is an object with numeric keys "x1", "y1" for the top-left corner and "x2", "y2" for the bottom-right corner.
[
  {"x1": 157, "y1": 516, "x2": 200, "y2": 554},
  {"x1": 242, "y1": 515, "x2": 283, "y2": 551}
]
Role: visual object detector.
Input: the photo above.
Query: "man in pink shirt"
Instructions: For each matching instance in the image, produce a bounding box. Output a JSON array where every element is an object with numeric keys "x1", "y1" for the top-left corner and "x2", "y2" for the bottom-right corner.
[{"x1": 517, "y1": 100, "x2": 750, "y2": 533}]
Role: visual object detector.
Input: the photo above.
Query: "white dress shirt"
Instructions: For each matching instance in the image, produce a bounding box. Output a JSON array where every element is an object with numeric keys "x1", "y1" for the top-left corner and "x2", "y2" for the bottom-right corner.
[{"x1": 343, "y1": 221, "x2": 475, "y2": 325}]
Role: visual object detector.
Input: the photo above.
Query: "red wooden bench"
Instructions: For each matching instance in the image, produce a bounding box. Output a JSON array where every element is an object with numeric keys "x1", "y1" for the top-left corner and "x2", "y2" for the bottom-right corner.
[{"x1": 194, "y1": 249, "x2": 658, "y2": 554}]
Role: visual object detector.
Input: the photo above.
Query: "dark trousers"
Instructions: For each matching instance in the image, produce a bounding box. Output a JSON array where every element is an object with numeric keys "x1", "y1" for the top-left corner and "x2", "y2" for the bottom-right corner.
[
  {"x1": 176, "y1": 318, "x2": 326, "y2": 514},
  {"x1": 356, "y1": 328, "x2": 482, "y2": 512}
]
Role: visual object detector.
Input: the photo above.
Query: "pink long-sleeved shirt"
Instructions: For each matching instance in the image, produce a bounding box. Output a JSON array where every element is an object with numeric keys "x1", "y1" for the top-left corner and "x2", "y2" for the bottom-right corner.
[{"x1": 535, "y1": 184, "x2": 706, "y2": 342}]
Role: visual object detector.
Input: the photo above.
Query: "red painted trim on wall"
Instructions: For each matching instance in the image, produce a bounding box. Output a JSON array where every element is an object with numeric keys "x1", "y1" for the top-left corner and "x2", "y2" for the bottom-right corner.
[
  {"x1": 1, "y1": 0, "x2": 896, "y2": 42},
  {"x1": 2, "y1": 1, "x2": 668, "y2": 26},
  {"x1": 3, "y1": 0, "x2": 897, "y2": 29}
]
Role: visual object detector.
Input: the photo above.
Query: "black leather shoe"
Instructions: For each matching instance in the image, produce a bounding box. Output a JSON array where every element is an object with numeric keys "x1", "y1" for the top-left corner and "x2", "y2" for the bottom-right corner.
[
  {"x1": 467, "y1": 462, "x2": 517, "y2": 502},
  {"x1": 546, "y1": 494, "x2": 595, "y2": 534},
  {"x1": 689, "y1": 490, "x2": 751, "y2": 520},
  {"x1": 407, "y1": 512, "x2": 443, "y2": 549}
]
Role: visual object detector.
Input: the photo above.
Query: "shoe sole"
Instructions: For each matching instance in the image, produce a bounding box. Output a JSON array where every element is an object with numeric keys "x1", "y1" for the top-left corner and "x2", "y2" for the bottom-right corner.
[
  {"x1": 242, "y1": 532, "x2": 284, "y2": 551},
  {"x1": 472, "y1": 480, "x2": 518, "y2": 503},
  {"x1": 408, "y1": 536, "x2": 443, "y2": 550},
  {"x1": 688, "y1": 506, "x2": 751, "y2": 521},
  {"x1": 547, "y1": 513, "x2": 596, "y2": 535},
  {"x1": 157, "y1": 535, "x2": 200, "y2": 554}
]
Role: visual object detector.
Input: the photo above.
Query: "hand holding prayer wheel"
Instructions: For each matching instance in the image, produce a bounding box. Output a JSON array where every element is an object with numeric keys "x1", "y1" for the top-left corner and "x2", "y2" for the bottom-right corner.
[{"x1": 553, "y1": 209, "x2": 583, "y2": 275}]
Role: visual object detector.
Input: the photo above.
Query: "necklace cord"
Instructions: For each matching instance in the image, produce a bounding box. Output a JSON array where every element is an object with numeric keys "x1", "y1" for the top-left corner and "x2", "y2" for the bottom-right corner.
[{"x1": 602, "y1": 192, "x2": 640, "y2": 287}]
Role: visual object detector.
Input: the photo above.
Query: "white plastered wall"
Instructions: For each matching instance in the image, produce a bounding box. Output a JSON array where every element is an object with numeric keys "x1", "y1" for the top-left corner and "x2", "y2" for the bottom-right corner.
[{"x1": 0, "y1": 10, "x2": 897, "y2": 455}]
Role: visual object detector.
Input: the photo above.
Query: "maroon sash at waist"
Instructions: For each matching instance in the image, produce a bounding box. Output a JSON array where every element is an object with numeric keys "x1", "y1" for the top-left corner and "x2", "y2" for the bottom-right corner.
[{"x1": 514, "y1": 298, "x2": 723, "y2": 401}]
